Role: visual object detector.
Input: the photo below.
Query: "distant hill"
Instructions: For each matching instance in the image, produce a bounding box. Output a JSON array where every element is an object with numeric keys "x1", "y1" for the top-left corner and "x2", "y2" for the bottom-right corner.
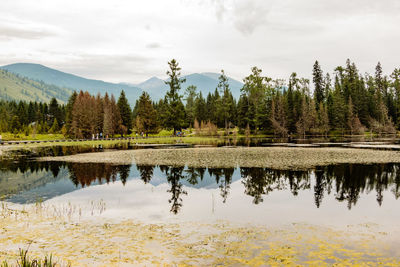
[
  {"x1": 1, "y1": 63, "x2": 244, "y2": 103},
  {"x1": 0, "y1": 69, "x2": 72, "y2": 103},
  {"x1": 135, "y1": 76, "x2": 169, "y2": 100},
  {"x1": 135, "y1": 73, "x2": 243, "y2": 100},
  {"x1": 1, "y1": 63, "x2": 143, "y2": 104}
]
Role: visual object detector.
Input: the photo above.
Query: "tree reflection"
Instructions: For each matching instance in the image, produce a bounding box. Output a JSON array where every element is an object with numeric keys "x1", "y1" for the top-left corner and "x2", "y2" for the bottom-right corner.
[
  {"x1": 160, "y1": 166, "x2": 187, "y2": 214},
  {"x1": 241, "y1": 168, "x2": 286, "y2": 204},
  {"x1": 2, "y1": 159, "x2": 400, "y2": 212},
  {"x1": 219, "y1": 168, "x2": 234, "y2": 203},
  {"x1": 137, "y1": 165, "x2": 155, "y2": 184},
  {"x1": 67, "y1": 163, "x2": 131, "y2": 187}
]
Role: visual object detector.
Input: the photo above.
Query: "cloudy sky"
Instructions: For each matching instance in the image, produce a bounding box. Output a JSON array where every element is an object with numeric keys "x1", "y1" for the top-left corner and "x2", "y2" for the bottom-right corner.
[{"x1": 0, "y1": 0, "x2": 399, "y2": 84}]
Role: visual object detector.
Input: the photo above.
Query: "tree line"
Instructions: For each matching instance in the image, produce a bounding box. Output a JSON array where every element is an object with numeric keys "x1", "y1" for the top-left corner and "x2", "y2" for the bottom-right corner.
[
  {"x1": 0, "y1": 97, "x2": 65, "y2": 135},
  {"x1": 1, "y1": 58, "x2": 400, "y2": 137},
  {"x1": 136, "y1": 58, "x2": 400, "y2": 136}
]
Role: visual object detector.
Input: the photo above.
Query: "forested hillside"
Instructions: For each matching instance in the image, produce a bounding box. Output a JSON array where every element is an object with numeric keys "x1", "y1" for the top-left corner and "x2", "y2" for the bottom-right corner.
[
  {"x1": 0, "y1": 69, "x2": 72, "y2": 103},
  {"x1": 2, "y1": 59, "x2": 400, "y2": 139},
  {"x1": 1, "y1": 63, "x2": 142, "y2": 104}
]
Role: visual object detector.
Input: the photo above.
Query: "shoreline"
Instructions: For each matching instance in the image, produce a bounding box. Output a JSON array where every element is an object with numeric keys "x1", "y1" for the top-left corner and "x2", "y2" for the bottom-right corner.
[{"x1": 39, "y1": 146, "x2": 400, "y2": 170}]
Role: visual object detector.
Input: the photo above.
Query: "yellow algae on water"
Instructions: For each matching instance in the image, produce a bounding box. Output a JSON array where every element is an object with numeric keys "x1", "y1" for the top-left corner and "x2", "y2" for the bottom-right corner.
[{"x1": 0, "y1": 202, "x2": 399, "y2": 266}]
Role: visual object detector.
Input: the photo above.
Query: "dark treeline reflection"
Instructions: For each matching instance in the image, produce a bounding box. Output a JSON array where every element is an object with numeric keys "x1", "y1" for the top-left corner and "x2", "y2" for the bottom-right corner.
[
  {"x1": 2, "y1": 160, "x2": 400, "y2": 213},
  {"x1": 240, "y1": 164, "x2": 400, "y2": 209},
  {"x1": 0, "y1": 160, "x2": 131, "y2": 188},
  {"x1": 68, "y1": 163, "x2": 131, "y2": 187},
  {"x1": 137, "y1": 164, "x2": 400, "y2": 212}
]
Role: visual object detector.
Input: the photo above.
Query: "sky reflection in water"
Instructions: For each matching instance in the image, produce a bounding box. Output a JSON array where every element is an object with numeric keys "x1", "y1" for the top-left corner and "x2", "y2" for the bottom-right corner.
[{"x1": 1, "y1": 160, "x2": 400, "y2": 227}]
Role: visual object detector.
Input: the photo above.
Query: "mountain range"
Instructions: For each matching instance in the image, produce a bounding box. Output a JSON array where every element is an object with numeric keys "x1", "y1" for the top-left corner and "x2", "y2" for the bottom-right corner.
[
  {"x1": 0, "y1": 63, "x2": 244, "y2": 104},
  {"x1": 0, "y1": 68, "x2": 72, "y2": 103}
]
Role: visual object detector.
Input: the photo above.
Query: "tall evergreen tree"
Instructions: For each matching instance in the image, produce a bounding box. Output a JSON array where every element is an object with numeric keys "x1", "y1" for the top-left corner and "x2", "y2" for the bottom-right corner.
[
  {"x1": 164, "y1": 59, "x2": 186, "y2": 134},
  {"x1": 217, "y1": 70, "x2": 234, "y2": 131},
  {"x1": 103, "y1": 93, "x2": 113, "y2": 137},
  {"x1": 110, "y1": 94, "x2": 122, "y2": 137},
  {"x1": 194, "y1": 91, "x2": 207, "y2": 123},
  {"x1": 286, "y1": 72, "x2": 299, "y2": 134},
  {"x1": 313, "y1": 60, "x2": 324, "y2": 108},
  {"x1": 49, "y1": 97, "x2": 62, "y2": 127},
  {"x1": 184, "y1": 85, "x2": 198, "y2": 127},
  {"x1": 65, "y1": 91, "x2": 77, "y2": 136},
  {"x1": 136, "y1": 92, "x2": 157, "y2": 136},
  {"x1": 241, "y1": 67, "x2": 271, "y2": 132},
  {"x1": 117, "y1": 90, "x2": 132, "y2": 135}
]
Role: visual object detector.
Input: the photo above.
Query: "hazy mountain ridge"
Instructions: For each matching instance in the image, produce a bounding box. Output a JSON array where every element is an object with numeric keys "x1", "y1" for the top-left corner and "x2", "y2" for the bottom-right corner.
[
  {"x1": 0, "y1": 69, "x2": 72, "y2": 103},
  {"x1": 1, "y1": 63, "x2": 143, "y2": 104},
  {"x1": 0, "y1": 63, "x2": 244, "y2": 103},
  {"x1": 135, "y1": 73, "x2": 243, "y2": 100}
]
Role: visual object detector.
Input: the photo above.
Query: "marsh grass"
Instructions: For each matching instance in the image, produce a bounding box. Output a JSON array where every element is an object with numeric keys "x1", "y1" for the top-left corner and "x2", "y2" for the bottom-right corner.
[{"x1": 1, "y1": 248, "x2": 59, "y2": 267}]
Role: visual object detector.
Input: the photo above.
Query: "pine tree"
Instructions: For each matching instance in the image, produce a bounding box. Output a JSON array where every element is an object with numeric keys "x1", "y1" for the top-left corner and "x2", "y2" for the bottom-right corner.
[
  {"x1": 286, "y1": 72, "x2": 298, "y2": 134},
  {"x1": 313, "y1": 60, "x2": 324, "y2": 108},
  {"x1": 316, "y1": 102, "x2": 329, "y2": 136},
  {"x1": 164, "y1": 59, "x2": 186, "y2": 135},
  {"x1": 270, "y1": 93, "x2": 288, "y2": 136},
  {"x1": 65, "y1": 92, "x2": 77, "y2": 137},
  {"x1": 391, "y1": 68, "x2": 400, "y2": 128},
  {"x1": 103, "y1": 93, "x2": 113, "y2": 137},
  {"x1": 27, "y1": 102, "x2": 36, "y2": 124},
  {"x1": 237, "y1": 95, "x2": 249, "y2": 130},
  {"x1": 241, "y1": 67, "x2": 271, "y2": 132},
  {"x1": 194, "y1": 91, "x2": 207, "y2": 123},
  {"x1": 184, "y1": 85, "x2": 198, "y2": 127},
  {"x1": 117, "y1": 90, "x2": 132, "y2": 135},
  {"x1": 375, "y1": 62, "x2": 384, "y2": 96},
  {"x1": 110, "y1": 94, "x2": 122, "y2": 137},
  {"x1": 217, "y1": 70, "x2": 234, "y2": 132},
  {"x1": 136, "y1": 92, "x2": 157, "y2": 136},
  {"x1": 49, "y1": 118, "x2": 59, "y2": 133},
  {"x1": 49, "y1": 97, "x2": 62, "y2": 128},
  {"x1": 94, "y1": 93, "x2": 104, "y2": 135}
]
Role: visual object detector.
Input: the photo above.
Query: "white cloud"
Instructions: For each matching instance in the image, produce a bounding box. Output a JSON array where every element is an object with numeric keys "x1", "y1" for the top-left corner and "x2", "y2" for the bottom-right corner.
[{"x1": 0, "y1": 0, "x2": 399, "y2": 83}]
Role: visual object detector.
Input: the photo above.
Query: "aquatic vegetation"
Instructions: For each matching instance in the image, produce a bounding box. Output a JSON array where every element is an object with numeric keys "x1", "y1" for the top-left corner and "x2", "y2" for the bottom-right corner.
[
  {"x1": 41, "y1": 146, "x2": 400, "y2": 170},
  {"x1": 0, "y1": 202, "x2": 398, "y2": 266}
]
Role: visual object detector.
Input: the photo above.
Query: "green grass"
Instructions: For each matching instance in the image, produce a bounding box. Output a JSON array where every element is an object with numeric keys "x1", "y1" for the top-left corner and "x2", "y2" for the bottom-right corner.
[
  {"x1": 2, "y1": 127, "x2": 398, "y2": 143},
  {"x1": 0, "y1": 69, "x2": 71, "y2": 103},
  {"x1": 0, "y1": 136, "x2": 228, "y2": 153},
  {"x1": 148, "y1": 129, "x2": 174, "y2": 136},
  {"x1": 1, "y1": 133, "x2": 65, "y2": 142},
  {"x1": 1, "y1": 248, "x2": 58, "y2": 267}
]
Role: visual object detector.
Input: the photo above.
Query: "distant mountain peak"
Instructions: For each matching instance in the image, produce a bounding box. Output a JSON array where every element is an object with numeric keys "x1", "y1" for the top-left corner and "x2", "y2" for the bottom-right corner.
[{"x1": 0, "y1": 63, "x2": 244, "y2": 103}]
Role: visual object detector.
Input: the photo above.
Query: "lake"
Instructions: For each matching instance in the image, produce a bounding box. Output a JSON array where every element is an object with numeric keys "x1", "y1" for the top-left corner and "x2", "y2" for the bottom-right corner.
[{"x1": 2, "y1": 159, "x2": 400, "y2": 230}]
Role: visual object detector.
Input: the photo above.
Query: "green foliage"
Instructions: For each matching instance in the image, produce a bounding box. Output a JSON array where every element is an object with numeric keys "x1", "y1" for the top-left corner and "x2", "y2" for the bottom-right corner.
[
  {"x1": 117, "y1": 90, "x2": 133, "y2": 135},
  {"x1": 136, "y1": 92, "x2": 158, "y2": 135},
  {"x1": 313, "y1": 60, "x2": 324, "y2": 108},
  {"x1": 241, "y1": 67, "x2": 273, "y2": 133},
  {"x1": 49, "y1": 118, "x2": 59, "y2": 134},
  {"x1": 2, "y1": 59, "x2": 400, "y2": 138},
  {"x1": 184, "y1": 85, "x2": 198, "y2": 126},
  {"x1": 164, "y1": 59, "x2": 186, "y2": 134}
]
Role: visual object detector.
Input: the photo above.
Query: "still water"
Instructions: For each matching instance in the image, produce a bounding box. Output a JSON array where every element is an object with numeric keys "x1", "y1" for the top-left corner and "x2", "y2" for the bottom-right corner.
[{"x1": 1, "y1": 160, "x2": 400, "y2": 228}]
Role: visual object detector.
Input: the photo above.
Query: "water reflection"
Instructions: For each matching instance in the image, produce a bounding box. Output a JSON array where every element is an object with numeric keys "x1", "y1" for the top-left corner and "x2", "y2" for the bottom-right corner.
[
  {"x1": 68, "y1": 163, "x2": 131, "y2": 187},
  {"x1": 1, "y1": 160, "x2": 400, "y2": 214}
]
